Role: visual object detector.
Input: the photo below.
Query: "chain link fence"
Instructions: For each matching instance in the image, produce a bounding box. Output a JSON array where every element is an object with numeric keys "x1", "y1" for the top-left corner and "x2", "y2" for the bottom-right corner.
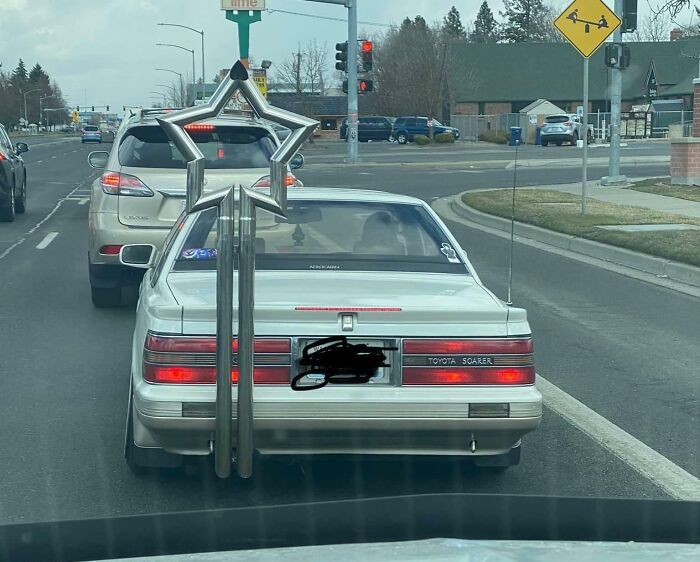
[{"x1": 451, "y1": 110, "x2": 694, "y2": 143}]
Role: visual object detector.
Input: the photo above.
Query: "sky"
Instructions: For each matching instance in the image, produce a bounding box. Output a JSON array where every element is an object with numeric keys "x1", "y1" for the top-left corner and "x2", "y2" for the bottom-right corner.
[{"x1": 0, "y1": 0, "x2": 684, "y2": 118}]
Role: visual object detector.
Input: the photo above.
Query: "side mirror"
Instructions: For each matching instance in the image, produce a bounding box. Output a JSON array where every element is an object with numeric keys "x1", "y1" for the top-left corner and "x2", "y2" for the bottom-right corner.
[
  {"x1": 87, "y1": 151, "x2": 110, "y2": 169},
  {"x1": 290, "y1": 153, "x2": 305, "y2": 170},
  {"x1": 119, "y1": 244, "x2": 156, "y2": 269},
  {"x1": 15, "y1": 142, "x2": 29, "y2": 154}
]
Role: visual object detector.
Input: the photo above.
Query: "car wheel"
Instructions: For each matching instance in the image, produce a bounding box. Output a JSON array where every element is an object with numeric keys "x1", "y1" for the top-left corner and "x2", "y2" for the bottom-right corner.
[
  {"x1": 541, "y1": 140, "x2": 548, "y2": 147},
  {"x1": 0, "y1": 185, "x2": 16, "y2": 222},
  {"x1": 91, "y1": 285, "x2": 123, "y2": 308},
  {"x1": 572, "y1": 132, "x2": 579, "y2": 146},
  {"x1": 556, "y1": 141, "x2": 563, "y2": 146},
  {"x1": 473, "y1": 443, "x2": 521, "y2": 471},
  {"x1": 397, "y1": 132, "x2": 408, "y2": 145},
  {"x1": 124, "y1": 393, "x2": 148, "y2": 475},
  {"x1": 15, "y1": 173, "x2": 27, "y2": 214}
]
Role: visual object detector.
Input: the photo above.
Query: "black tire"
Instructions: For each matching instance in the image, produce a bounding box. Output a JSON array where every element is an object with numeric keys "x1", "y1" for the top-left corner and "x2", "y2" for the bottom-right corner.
[
  {"x1": 0, "y1": 185, "x2": 16, "y2": 222},
  {"x1": 15, "y1": 173, "x2": 26, "y2": 214},
  {"x1": 556, "y1": 141, "x2": 563, "y2": 146},
  {"x1": 397, "y1": 132, "x2": 408, "y2": 145},
  {"x1": 91, "y1": 285, "x2": 123, "y2": 308},
  {"x1": 572, "y1": 132, "x2": 579, "y2": 146},
  {"x1": 541, "y1": 140, "x2": 548, "y2": 147},
  {"x1": 125, "y1": 394, "x2": 148, "y2": 475}
]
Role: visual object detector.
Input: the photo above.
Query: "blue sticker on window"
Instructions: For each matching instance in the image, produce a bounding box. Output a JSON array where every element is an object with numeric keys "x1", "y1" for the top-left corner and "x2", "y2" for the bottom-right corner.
[{"x1": 181, "y1": 248, "x2": 217, "y2": 260}]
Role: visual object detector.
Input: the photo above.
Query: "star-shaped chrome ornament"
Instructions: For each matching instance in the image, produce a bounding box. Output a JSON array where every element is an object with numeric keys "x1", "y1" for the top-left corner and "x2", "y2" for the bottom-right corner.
[
  {"x1": 156, "y1": 60, "x2": 318, "y2": 216},
  {"x1": 156, "y1": 61, "x2": 319, "y2": 480}
]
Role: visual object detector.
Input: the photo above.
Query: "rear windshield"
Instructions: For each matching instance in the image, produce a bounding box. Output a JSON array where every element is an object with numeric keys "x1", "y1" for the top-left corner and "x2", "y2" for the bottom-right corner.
[
  {"x1": 118, "y1": 125, "x2": 276, "y2": 170},
  {"x1": 83, "y1": 125, "x2": 99, "y2": 132},
  {"x1": 545, "y1": 115, "x2": 570, "y2": 123},
  {"x1": 173, "y1": 200, "x2": 466, "y2": 274}
]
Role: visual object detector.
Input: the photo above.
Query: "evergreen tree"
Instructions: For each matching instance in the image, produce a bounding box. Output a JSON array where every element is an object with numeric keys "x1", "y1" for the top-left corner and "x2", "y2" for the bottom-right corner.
[
  {"x1": 11, "y1": 59, "x2": 28, "y2": 89},
  {"x1": 500, "y1": 0, "x2": 551, "y2": 43},
  {"x1": 443, "y1": 6, "x2": 467, "y2": 39},
  {"x1": 472, "y1": 1, "x2": 499, "y2": 43}
]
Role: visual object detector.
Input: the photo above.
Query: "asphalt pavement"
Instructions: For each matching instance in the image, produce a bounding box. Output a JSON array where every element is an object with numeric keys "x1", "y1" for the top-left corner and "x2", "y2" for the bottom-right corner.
[{"x1": 0, "y1": 139, "x2": 697, "y2": 526}]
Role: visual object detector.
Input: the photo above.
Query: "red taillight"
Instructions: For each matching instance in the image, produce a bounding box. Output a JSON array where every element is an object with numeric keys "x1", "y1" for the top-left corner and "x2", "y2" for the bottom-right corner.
[
  {"x1": 145, "y1": 334, "x2": 291, "y2": 353},
  {"x1": 217, "y1": 148, "x2": 225, "y2": 159},
  {"x1": 143, "y1": 365, "x2": 290, "y2": 384},
  {"x1": 403, "y1": 339, "x2": 533, "y2": 354},
  {"x1": 184, "y1": 124, "x2": 215, "y2": 132},
  {"x1": 0, "y1": 151, "x2": 6, "y2": 161},
  {"x1": 143, "y1": 334, "x2": 291, "y2": 384},
  {"x1": 402, "y1": 367, "x2": 535, "y2": 385},
  {"x1": 251, "y1": 174, "x2": 298, "y2": 188},
  {"x1": 402, "y1": 338, "x2": 534, "y2": 385},
  {"x1": 100, "y1": 172, "x2": 154, "y2": 197},
  {"x1": 99, "y1": 245, "x2": 123, "y2": 255}
]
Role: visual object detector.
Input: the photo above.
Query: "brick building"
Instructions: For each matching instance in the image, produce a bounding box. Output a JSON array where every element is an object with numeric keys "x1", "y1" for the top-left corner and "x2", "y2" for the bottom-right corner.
[{"x1": 449, "y1": 37, "x2": 700, "y2": 116}]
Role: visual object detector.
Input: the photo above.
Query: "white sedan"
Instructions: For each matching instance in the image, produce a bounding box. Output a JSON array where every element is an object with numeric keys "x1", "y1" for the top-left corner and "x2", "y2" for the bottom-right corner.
[{"x1": 121, "y1": 188, "x2": 542, "y2": 473}]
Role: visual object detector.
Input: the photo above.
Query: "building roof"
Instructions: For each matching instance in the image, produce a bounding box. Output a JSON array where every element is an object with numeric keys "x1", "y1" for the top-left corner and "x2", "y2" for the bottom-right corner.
[
  {"x1": 268, "y1": 94, "x2": 347, "y2": 117},
  {"x1": 449, "y1": 38, "x2": 700, "y2": 103},
  {"x1": 518, "y1": 98, "x2": 566, "y2": 114},
  {"x1": 650, "y1": 99, "x2": 688, "y2": 111}
]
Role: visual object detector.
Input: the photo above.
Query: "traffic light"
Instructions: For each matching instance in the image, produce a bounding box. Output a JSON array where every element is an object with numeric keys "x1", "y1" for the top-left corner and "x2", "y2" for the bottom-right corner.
[
  {"x1": 622, "y1": 0, "x2": 637, "y2": 33},
  {"x1": 358, "y1": 79, "x2": 373, "y2": 93},
  {"x1": 335, "y1": 41, "x2": 348, "y2": 72},
  {"x1": 106, "y1": 105, "x2": 110, "y2": 111},
  {"x1": 620, "y1": 44, "x2": 631, "y2": 68},
  {"x1": 76, "y1": 106, "x2": 80, "y2": 111},
  {"x1": 605, "y1": 43, "x2": 631, "y2": 68},
  {"x1": 91, "y1": 106, "x2": 95, "y2": 112},
  {"x1": 361, "y1": 40, "x2": 373, "y2": 72},
  {"x1": 342, "y1": 79, "x2": 348, "y2": 94}
]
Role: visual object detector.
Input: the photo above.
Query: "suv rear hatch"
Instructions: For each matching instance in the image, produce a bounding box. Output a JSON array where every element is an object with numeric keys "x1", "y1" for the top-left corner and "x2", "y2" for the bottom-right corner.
[
  {"x1": 542, "y1": 115, "x2": 573, "y2": 133},
  {"x1": 116, "y1": 123, "x2": 276, "y2": 228}
]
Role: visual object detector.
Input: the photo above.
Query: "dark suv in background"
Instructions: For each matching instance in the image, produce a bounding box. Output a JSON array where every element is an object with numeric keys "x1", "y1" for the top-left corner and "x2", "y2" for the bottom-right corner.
[
  {"x1": 339, "y1": 116, "x2": 395, "y2": 142},
  {"x1": 392, "y1": 116, "x2": 460, "y2": 144},
  {"x1": 0, "y1": 123, "x2": 28, "y2": 222}
]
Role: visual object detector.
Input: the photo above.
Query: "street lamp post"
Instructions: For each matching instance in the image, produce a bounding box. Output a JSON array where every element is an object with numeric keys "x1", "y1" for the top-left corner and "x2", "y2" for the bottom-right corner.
[
  {"x1": 22, "y1": 88, "x2": 43, "y2": 127},
  {"x1": 156, "y1": 43, "x2": 196, "y2": 105},
  {"x1": 157, "y1": 23, "x2": 206, "y2": 102},
  {"x1": 148, "y1": 91, "x2": 168, "y2": 106},
  {"x1": 40, "y1": 94, "x2": 56, "y2": 131}
]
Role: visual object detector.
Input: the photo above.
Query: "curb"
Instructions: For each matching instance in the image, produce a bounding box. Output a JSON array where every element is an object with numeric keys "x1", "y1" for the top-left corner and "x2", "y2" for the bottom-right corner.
[{"x1": 448, "y1": 195, "x2": 700, "y2": 288}]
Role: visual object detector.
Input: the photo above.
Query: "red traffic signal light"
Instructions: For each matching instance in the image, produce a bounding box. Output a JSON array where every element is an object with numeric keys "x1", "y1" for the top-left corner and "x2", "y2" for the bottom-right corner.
[
  {"x1": 361, "y1": 40, "x2": 373, "y2": 53},
  {"x1": 361, "y1": 40, "x2": 373, "y2": 72},
  {"x1": 358, "y1": 79, "x2": 373, "y2": 93}
]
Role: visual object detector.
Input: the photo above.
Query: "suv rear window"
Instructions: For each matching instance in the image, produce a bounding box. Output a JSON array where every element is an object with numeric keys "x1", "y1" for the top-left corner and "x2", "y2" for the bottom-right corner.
[
  {"x1": 545, "y1": 115, "x2": 570, "y2": 123},
  {"x1": 83, "y1": 125, "x2": 99, "y2": 132},
  {"x1": 173, "y1": 201, "x2": 466, "y2": 274},
  {"x1": 118, "y1": 125, "x2": 276, "y2": 170}
]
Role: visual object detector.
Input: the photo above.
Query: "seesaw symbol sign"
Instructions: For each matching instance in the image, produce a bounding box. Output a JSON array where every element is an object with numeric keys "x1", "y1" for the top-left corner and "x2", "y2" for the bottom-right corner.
[{"x1": 553, "y1": 0, "x2": 621, "y2": 58}]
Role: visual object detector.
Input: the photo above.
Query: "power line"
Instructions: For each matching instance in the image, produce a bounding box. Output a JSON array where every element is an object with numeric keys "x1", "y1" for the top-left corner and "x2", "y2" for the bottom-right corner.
[{"x1": 265, "y1": 7, "x2": 395, "y2": 28}]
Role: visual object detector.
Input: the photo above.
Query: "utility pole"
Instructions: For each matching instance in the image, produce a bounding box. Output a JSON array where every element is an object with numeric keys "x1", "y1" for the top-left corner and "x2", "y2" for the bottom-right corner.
[
  {"x1": 602, "y1": 0, "x2": 627, "y2": 185},
  {"x1": 347, "y1": 0, "x2": 358, "y2": 163}
]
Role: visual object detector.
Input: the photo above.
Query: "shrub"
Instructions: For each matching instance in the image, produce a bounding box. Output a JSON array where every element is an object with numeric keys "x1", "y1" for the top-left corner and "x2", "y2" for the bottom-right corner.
[
  {"x1": 479, "y1": 130, "x2": 509, "y2": 144},
  {"x1": 413, "y1": 134, "x2": 431, "y2": 145},
  {"x1": 435, "y1": 132, "x2": 456, "y2": 143}
]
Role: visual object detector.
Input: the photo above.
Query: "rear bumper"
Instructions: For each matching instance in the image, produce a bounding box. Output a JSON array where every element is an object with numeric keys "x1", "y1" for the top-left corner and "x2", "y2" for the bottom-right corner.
[
  {"x1": 133, "y1": 384, "x2": 542, "y2": 457},
  {"x1": 541, "y1": 132, "x2": 575, "y2": 142}
]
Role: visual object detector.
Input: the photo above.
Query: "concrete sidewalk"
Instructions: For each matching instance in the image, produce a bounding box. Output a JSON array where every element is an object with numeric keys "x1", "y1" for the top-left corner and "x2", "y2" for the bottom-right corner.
[{"x1": 534, "y1": 181, "x2": 700, "y2": 219}]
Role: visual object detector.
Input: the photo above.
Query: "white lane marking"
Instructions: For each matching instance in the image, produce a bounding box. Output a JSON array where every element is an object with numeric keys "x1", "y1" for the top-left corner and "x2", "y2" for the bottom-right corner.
[
  {"x1": 0, "y1": 175, "x2": 96, "y2": 263},
  {"x1": 538, "y1": 375, "x2": 700, "y2": 501},
  {"x1": 78, "y1": 198, "x2": 89, "y2": 205},
  {"x1": 35, "y1": 232, "x2": 59, "y2": 250},
  {"x1": 36, "y1": 160, "x2": 43, "y2": 164},
  {"x1": 72, "y1": 150, "x2": 78, "y2": 153},
  {"x1": 51, "y1": 155, "x2": 57, "y2": 159}
]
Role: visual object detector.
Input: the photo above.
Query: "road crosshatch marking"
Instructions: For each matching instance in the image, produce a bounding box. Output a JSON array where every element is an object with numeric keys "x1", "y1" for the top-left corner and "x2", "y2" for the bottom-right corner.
[{"x1": 554, "y1": 0, "x2": 621, "y2": 58}]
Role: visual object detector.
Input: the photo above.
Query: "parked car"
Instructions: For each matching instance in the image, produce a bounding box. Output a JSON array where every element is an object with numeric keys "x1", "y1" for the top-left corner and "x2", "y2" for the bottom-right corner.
[
  {"x1": 392, "y1": 116, "x2": 460, "y2": 144},
  {"x1": 0, "y1": 123, "x2": 28, "y2": 222},
  {"x1": 119, "y1": 188, "x2": 541, "y2": 473},
  {"x1": 540, "y1": 114, "x2": 594, "y2": 146},
  {"x1": 86, "y1": 110, "x2": 303, "y2": 308},
  {"x1": 81, "y1": 124, "x2": 102, "y2": 144},
  {"x1": 339, "y1": 116, "x2": 395, "y2": 142}
]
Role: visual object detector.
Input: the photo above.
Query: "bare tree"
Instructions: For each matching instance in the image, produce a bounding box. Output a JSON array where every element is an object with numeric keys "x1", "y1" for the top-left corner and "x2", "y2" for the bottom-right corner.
[
  {"x1": 633, "y1": 11, "x2": 672, "y2": 41},
  {"x1": 168, "y1": 75, "x2": 188, "y2": 107},
  {"x1": 274, "y1": 40, "x2": 329, "y2": 95}
]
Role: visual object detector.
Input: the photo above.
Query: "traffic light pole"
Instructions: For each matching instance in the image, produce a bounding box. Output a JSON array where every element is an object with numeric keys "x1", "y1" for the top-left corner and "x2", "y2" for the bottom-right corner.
[
  {"x1": 347, "y1": 0, "x2": 358, "y2": 163},
  {"x1": 603, "y1": 0, "x2": 627, "y2": 186}
]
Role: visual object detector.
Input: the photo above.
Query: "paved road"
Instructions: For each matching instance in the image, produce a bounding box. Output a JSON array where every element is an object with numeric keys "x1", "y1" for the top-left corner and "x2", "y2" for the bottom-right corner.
[
  {"x1": 297, "y1": 140, "x2": 670, "y2": 199},
  {"x1": 0, "y1": 143, "x2": 696, "y2": 526}
]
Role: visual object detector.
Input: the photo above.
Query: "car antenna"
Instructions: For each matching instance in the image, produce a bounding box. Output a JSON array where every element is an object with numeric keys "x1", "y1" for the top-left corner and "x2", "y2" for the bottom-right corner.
[{"x1": 506, "y1": 141, "x2": 519, "y2": 306}]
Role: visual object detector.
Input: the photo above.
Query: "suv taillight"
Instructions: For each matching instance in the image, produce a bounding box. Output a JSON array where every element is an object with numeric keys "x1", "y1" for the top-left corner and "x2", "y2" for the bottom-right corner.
[
  {"x1": 252, "y1": 174, "x2": 298, "y2": 188},
  {"x1": 100, "y1": 172, "x2": 154, "y2": 197},
  {"x1": 143, "y1": 333, "x2": 291, "y2": 384},
  {"x1": 401, "y1": 338, "x2": 535, "y2": 385}
]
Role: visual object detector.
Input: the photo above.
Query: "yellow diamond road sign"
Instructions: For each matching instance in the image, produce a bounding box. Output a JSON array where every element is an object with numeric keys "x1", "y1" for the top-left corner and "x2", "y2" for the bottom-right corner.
[{"x1": 554, "y1": 0, "x2": 621, "y2": 58}]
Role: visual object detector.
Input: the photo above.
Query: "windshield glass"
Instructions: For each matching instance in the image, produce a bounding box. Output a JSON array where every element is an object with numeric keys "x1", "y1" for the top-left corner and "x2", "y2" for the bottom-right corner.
[
  {"x1": 83, "y1": 125, "x2": 99, "y2": 131},
  {"x1": 545, "y1": 115, "x2": 570, "y2": 123},
  {"x1": 118, "y1": 125, "x2": 276, "y2": 169},
  {"x1": 174, "y1": 201, "x2": 465, "y2": 273}
]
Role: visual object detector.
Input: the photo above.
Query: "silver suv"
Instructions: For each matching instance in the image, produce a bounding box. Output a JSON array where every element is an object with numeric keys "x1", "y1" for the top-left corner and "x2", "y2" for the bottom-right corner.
[
  {"x1": 540, "y1": 114, "x2": 594, "y2": 147},
  {"x1": 87, "y1": 109, "x2": 303, "y2": 307}
]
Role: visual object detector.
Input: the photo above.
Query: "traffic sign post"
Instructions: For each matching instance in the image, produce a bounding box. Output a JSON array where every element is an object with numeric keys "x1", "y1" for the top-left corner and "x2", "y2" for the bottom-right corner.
[
  {"x1": 223, "y1": 1, "x2": 265, "y2": 69},
  {"x1": 554, "y1": 0, "x2": 620, "y2": 214}
]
